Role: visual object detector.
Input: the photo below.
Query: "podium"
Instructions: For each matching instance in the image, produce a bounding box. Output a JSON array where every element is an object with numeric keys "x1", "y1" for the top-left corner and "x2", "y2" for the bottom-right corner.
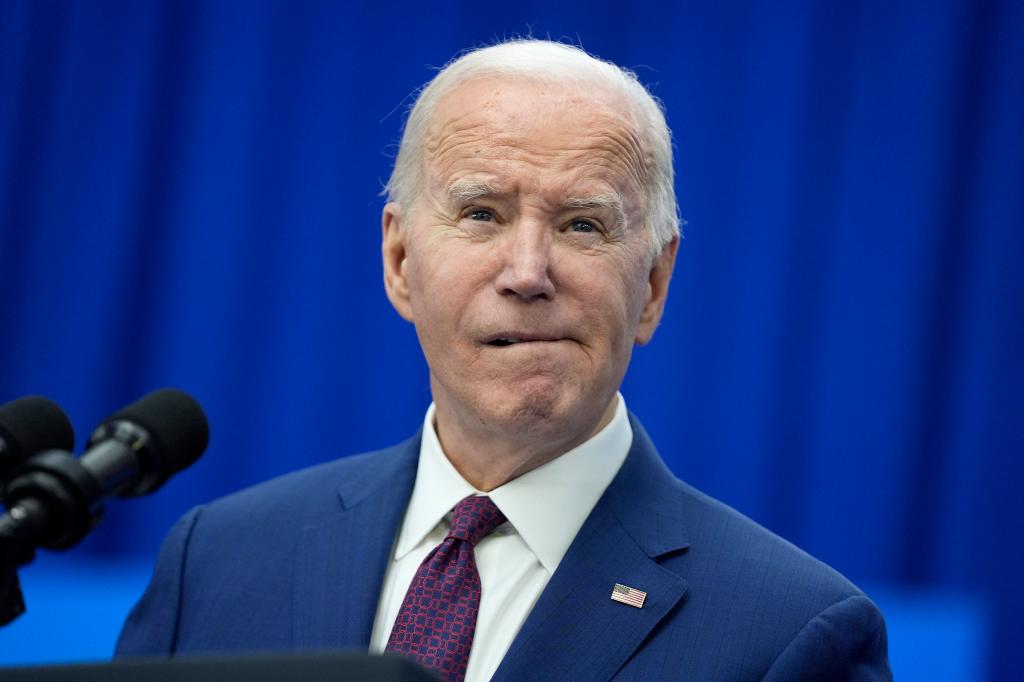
[{"x1": 0, "y1": 652, "x2": 439, "y2": 681}]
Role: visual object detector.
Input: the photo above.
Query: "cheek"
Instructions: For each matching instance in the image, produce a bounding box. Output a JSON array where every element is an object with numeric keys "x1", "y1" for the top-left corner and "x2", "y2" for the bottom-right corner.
[
  {"x1": 405, "y1": 240, "x2": 491, "y2": 330},
  {"x1": 573, "y1": 258, "x2": 650, "y2": 334},
  {"x1": 614, "y1": 252, "x2": 655, "y2": 321}
]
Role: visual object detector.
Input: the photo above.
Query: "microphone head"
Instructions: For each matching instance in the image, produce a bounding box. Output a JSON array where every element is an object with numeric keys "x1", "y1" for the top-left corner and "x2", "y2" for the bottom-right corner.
[
  {"x1": 0, "y1": 396, "x2": 75, "y2": 475},
  {"x1": 94, "y1": 388, "x2": 209, "y2": 495}
]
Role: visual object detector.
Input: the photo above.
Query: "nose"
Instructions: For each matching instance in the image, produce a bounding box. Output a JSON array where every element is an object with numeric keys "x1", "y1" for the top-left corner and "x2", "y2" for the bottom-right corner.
[{"x1": 493, "y1": 223, "x2": 555, "y2": 300}]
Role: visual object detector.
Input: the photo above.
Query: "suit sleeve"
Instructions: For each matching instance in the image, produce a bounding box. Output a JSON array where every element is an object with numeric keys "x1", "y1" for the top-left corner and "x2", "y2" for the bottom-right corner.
[
  {"x1": 762, "y1": 594, "x2": 892, "y2": 681},
  {"x1": 114, "y1": 506, "x2": 204, "y2": 657}
]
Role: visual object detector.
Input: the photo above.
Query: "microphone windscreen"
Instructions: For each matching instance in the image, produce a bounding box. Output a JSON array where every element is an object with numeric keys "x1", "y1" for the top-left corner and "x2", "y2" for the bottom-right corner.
[
  {"x1": 103, "y1": 388, "x2": 210, "y2": 476},
  {"x1": 0, "y1": 396, "x2": 75, "y2": 465}
]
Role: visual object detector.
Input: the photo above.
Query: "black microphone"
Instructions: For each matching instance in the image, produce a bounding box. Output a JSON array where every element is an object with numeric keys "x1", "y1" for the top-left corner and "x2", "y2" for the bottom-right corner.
[
  {"x1": 0, "y1": 388, "x2": 209, "y2": 552},
  {"x1": 83, "y1": 387, "x2": 210, "y2": 498},
  {"x1": 0, "y1": 396, "x2": 75, "y2": 483}
]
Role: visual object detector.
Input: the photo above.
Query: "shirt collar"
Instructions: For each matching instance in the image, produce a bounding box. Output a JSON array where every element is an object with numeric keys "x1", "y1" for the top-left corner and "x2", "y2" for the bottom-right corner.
[{"x1": 394, "y1": 395, "x2": 633, "y2": 574}]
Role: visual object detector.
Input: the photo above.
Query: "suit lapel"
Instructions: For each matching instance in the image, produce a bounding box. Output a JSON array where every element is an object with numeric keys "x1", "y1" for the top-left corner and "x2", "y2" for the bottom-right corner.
[
  {"x1": 292, "y1": 434, "x2": 420, "y2": 650},
  {"x1": 493, "y1": 416, "x2": 690, "y2": 681}
]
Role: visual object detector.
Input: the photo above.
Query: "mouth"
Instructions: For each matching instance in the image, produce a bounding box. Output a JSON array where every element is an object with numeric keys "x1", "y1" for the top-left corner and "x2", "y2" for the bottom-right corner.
[{"x1": 482, "y1": 333, "x2": 566, "y2": 347}]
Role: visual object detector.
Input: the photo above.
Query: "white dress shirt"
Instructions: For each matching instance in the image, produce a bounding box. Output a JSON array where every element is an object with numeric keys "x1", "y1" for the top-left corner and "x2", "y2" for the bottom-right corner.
[{"x1": 369, "y1": 394, "x2": 633, "y2": 681}]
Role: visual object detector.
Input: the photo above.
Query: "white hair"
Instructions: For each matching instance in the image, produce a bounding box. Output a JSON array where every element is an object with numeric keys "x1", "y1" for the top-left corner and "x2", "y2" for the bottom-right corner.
[{"x1": 384, "y1": 39, "x2": 680, "y2": 251}]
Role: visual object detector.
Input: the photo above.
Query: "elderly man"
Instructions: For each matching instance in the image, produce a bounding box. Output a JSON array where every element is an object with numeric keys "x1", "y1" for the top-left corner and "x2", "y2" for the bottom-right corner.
[{"x1": 117, "y1": 40, "x2": 891, "y2": 681}]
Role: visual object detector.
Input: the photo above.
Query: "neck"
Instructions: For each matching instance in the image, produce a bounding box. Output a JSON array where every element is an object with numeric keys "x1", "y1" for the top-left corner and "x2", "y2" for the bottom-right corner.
[{"x1": 432, "y1": 395, "x2": 619, "y2": 491}]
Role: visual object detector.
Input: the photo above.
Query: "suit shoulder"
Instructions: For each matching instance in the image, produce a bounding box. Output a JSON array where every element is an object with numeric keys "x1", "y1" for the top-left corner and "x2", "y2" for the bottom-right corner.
[
  {"x1": 619, "y1": 419, "x2": 865, "y2": 604},
  {"x1": 640, "y1": 475, "x2": 889, "y2": 677},
  {"x1": 672, "y1": 477, "x2": 864, "y2": 599}
]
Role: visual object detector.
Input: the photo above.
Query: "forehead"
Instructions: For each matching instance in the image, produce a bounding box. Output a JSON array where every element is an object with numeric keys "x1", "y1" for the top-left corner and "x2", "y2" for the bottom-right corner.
[{"x1": 422, "y1": 76, "x2": 648, "y2": 203}]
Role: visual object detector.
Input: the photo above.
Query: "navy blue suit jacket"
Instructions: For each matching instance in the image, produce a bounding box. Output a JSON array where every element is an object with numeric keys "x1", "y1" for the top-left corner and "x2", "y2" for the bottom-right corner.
[{"x1": 117, "y1": 416, "x2": 890, "y2": 680}]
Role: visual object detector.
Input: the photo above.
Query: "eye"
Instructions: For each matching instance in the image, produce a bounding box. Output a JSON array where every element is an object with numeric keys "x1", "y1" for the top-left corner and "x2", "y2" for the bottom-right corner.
[
  {"x1": 569, "y1": 219, "x2": 598, "y2": 233},
  {"x1": 468, "y1": 209, "x2": 495, "y2": 222}
]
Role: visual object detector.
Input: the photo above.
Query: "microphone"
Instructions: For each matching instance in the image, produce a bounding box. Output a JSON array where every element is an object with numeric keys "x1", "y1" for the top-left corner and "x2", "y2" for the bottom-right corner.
[
  {"x1": 0, "y1": 388, "x2": 209, "y2": 551},
  {"x1": 84, "y1": 387, "x2": 210, "y2": 498},
  {"x1": 0, "y1": 396, "x2": 75, "y2": 483}
]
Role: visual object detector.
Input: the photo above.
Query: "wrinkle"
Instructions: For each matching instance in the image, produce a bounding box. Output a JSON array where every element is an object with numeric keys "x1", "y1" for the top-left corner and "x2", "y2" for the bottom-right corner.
[{"x1": 425, "y1": 86, "x2": 649, "y2": 208}]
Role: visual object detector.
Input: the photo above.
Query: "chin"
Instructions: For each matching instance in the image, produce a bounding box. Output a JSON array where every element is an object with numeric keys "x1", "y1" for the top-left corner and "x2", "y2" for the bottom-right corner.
[{"x1": 488, "y1": 380, "x2": 581, "y2": 438}]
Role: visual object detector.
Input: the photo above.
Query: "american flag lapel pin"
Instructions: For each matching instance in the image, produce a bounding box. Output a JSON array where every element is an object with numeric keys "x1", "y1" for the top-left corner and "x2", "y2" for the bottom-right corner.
[{"x1": 611, "y1": 583, "x2": 647, "y2": 609}]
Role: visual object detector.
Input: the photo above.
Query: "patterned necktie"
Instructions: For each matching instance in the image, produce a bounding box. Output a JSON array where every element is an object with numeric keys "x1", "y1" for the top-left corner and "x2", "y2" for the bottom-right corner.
[{"x1": 385, "y1": 495, "x2": 507, "y2": 681}]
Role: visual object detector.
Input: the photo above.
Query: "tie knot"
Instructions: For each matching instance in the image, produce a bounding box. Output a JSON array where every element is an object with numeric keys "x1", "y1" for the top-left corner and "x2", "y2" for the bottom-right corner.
[{"x1": 447, "y1": 496, "x2": 506, "y2": 546}]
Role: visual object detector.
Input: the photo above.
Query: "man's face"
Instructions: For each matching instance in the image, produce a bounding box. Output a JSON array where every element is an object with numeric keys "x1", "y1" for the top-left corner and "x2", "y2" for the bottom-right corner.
[{"x1": 383, "y1": 76, "x2": 676, "y2": 467}]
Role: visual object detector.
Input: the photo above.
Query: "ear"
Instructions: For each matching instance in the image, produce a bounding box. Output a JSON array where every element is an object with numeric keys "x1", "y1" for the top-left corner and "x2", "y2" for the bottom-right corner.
[
  {"x1": 635, "y1": 236, "x2": 679, "y2": 345},
  {"x1": 382, "y1": 202, "x2": 414, "y2": 322}
]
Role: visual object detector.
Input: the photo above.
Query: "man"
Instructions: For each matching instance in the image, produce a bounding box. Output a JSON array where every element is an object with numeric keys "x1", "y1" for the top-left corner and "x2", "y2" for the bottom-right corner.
[{"x1": 117, "y1": 40, "x2": 891, "y2": 680}]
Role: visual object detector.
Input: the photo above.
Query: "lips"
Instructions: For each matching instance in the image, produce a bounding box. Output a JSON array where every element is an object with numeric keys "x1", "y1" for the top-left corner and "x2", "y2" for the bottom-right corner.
[{"x1": 482, "y1": 332, "x2": 566, "y2": 347}]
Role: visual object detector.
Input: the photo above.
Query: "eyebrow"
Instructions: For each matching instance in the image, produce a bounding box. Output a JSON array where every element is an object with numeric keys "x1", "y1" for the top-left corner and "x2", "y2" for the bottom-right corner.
[
  {"x1": 445, "y1": 181, "x2": 628, "y2": 228},
  {"x1": 449, "y1": 181, "x2": 623, "y2": 210},
  {"x1": 565, "y1": 193, "x2": 624, "y2": 213},
  {"x1": 446, "y1": 180, "x2": 503, "y2": 202}
]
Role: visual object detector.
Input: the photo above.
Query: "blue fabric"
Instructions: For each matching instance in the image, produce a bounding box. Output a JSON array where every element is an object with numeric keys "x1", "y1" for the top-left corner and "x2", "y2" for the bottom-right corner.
[{"x1": 116, "y1": 416, "x2": 890, "y2": 679}]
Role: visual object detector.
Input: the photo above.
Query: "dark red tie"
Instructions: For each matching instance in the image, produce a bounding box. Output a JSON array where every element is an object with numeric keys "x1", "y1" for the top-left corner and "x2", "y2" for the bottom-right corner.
[{"x1": 385, "y1": 495, "x2": 507, "y2": 681}]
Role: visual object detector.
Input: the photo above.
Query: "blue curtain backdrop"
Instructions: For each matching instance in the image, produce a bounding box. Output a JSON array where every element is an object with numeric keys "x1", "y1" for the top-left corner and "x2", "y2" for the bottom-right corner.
[{"x1": 1, "y1": 1, "x2": 1021, "y2": 679}]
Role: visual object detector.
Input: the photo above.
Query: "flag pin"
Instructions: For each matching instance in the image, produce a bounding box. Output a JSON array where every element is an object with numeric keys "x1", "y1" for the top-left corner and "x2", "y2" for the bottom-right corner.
[{"x1": 610, "y1": 583, "x2": 647, "y2": 608}]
